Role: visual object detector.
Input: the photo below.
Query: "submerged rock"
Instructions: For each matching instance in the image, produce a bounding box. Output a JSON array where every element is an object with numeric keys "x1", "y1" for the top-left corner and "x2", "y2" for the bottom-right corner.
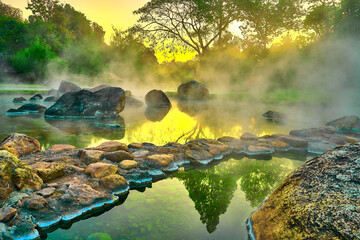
[
  {"x1": 57, "y1": 80, "x2": 81, "y2": 96},
  {"x1": 145, "y1": 89, "x2": 171, "y2": 107},
  {"x1": 5, "y1": 103, "x2": 47, "y2": 116},
  {"x1": 262, "y1": 111, "x2": 285, "y2": 122},
  {"x1": 29, "y1": 94, "x2": 43, "y2": 102},
  {"x1": 13, "y1": 97, "x2": 27, "y2": 104},
  {"x1": 177, "y1": 80, "x2": 209, "y2": 100},
  {"x1": 249, "y1": 143, "x2": 360, "y2": 240},
  {"x1": 0, "y1": 133, "x2": 41, "y2": 157},
  {"x1": 45, "y1": 87, "x2": 126, "y2": 119}
]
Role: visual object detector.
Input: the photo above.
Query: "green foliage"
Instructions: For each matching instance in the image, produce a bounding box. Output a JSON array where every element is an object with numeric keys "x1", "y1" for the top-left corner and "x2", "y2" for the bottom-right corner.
[
  {"x1": 0, "y1": 16, "x2": 27, "y2": 56},
  {"x1": 10, "y1": 40, "x2": 56, "y2": 81}
]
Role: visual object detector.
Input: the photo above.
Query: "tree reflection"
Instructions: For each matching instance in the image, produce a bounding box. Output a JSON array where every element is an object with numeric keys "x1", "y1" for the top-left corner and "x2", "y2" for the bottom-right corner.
[{"x1": 174, "y1": 158, "x2": 302, "y2": 233}]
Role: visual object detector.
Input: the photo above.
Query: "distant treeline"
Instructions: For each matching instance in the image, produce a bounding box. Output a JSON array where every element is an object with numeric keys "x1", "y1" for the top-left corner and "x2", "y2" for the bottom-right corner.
[{"x1": 0, "y1": 0, "x2": 359, "y2": 87}]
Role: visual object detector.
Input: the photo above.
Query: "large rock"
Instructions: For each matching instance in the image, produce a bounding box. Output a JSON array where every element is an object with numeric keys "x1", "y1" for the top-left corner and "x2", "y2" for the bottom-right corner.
[
  {"x1": 249, "y1": 143, "x2": 360, "y2": 240},
  {"x1": 0, "y1": 151, "x2": 43, "y2": 203},
  {"x1": 145, "y1": 89, "x2": 171, "y2": 107},
  {"x1": 5, "y1": 103, "x2": 47, "y2": 116},
  {"x1": 326, "y1": 115, "x2": 360, "y2": 130},
  {"x1": 57, "y1": 80, "x2": 81, "y2": 96},
  {"x1": 177, "y1": 80, "x2": 209, "y2": 100},
  {"x1": 0, "y1": 133, "x2": 41, "y2": 157},
  {"x1": 13, "y1": 97, "x2": 27, "y2": 104},
  {"x1": 290, "y1": 126, "x2": 336, "y2": 137},
  {"x1": 45, "y1": 87, "x2": 126, "y2": 119},
  {"x1": 85, "y1": 163, "x2": 118, "y2": 178}
]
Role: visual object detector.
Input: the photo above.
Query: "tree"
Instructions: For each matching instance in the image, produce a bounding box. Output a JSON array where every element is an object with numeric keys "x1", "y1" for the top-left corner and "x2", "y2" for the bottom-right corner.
[
  {"x1": 26, "y1": 0, "x2": 60, "y2": 22},
  {"x1": 0, "y1": 2, "x2": 23, "y2": 20},
  {"x1": 134, "y1": 0, "x2": 240, "y2": 57}
]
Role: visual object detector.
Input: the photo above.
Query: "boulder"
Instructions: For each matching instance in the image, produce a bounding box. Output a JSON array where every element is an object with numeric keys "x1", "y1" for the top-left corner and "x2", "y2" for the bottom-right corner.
[
  {"x1": 262, "y1": 111, "x2": 285, "y2": 122},
  {"x1": 326, "y1": 115, "x2": 360, "y2": 130},
  {"x1": 100, "y1": 174, "x2": 127, "y2": 189},
  {"x1": 147, "y1": 154, "x2": 174, "y2": 168},
  {"x1": 45, "y1": 87, "x2": 126, "y2": 119},
  {"x1": 94, "y1": 141, "x2": 129, "y2": 152},
  {"x1": 29, "y1": 162, "x2": 65, "y2": 183},
  {"x1": 0, "y1": 133, "x2": 41, "y2": 157},
  {"x1": 177, "y1": 80, "x2": 209, "y2": 100},
  {"x1": 249, "y1": 143, "x2": 360, "y2": 240},
  {"x1": 290, "y1": 126, "x2": 336, "y2": 137},
  {"x1": 12, "y1": 97, "x2": 27, "y2": 104},
  {"x1": 44, "y1": 96, "x2": 57, "y2": 103},
  {"x1": 5, "y1": 104, "x2": 46, "y2": 116},
  {"x1": 0, "y1": 151, "x2": 43, "y2": 203},
  {"x1": 103, "y1": 150, "x2": 134, "y2": 163},
  {"x1": 88, "y1": 85, "x2": 111, "y2": 92},
  {"x1": 85, "y1": 163, "x2": 118, "y2": 178},
  {"x1": 80, "y1": 150, "x2": 104, "y2": 164},
  {"x1": 145, "y1": 89, "x2": 172, "y2": 107},
  {"x1": 29, "y1": 94, "x2": 43, "y2": 102},
  {"x1": 57, "y1": 80, "x2": 81, "y2": 95},
  {"x1": 119, "y1": 160, "x2": 138, "y2": 170}
]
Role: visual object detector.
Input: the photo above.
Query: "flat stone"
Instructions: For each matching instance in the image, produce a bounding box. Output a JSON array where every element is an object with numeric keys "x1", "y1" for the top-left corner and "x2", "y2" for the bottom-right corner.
[
  {"x1": 290, "y1": 126, "x2": 336, "y2": 137},
  {"x1": 308, "y1": 142, "x2": 334, "y2": 154},
  {"x1": 128, "y1": 143, "x2": 144, "y2": 149},
  {"x1": 132, "y1": 150, "x2": 150, "y2": 158},
  {"x1": 185, "y1": 150, "x2": 213, "y2": 161},
  {"x1": 26, "y1": 195, "x2": 47, "y2": 211},
  {"x1": 85, "y1": 163, "x2": 118, "y2": 178},
  {"x1": 103, "y1": 150, "x2": 134, "y2": 163},
  {"x1": 94, "y1": 141, "x2": 129, "y2": 152},
  {"x1": 246, "y1": 145, "x2": 274, "y2": 155},
  {"x1": 271, "y1": 140, "x2": 289, "y2": 150},
  {"x1": 119, "y1": 160, "x2": 138, "y2": 170},
  {"x1": 326, "y1": 115, "x2": 360, "y2": 129},
  {"x1": 37, "y1": 187, "x2": 56, "y2": 198},
  {"x1": 0, "y1": 207, "x2": 17, "y2": 223},
  {"x1": 278, "y1": 135, "x2": 308, "y2": 148},
  {"x1": 147, "y1": 154, "x2": 174, "y2": 167},
  {"x1": 241, "y1": 133, "x2": 258, "y2": 141},
  {"x1": 100, "y1": 174, "x2": 127, "y2": 189},
  {"x1": 47, "y1": 144, "x2": 77, "y2": 153},
  {"x1": 80, "y1": 150, "x2": 104, "y2": 164}
]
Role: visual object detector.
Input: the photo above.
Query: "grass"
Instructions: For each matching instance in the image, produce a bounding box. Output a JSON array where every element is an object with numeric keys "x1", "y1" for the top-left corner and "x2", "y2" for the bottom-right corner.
[
  {"x1": 0, "y1": 84, "x2": 49, "y2": 89},
  {"x1": 0, "y1": 89, "x2": 49, "y2": 94}
]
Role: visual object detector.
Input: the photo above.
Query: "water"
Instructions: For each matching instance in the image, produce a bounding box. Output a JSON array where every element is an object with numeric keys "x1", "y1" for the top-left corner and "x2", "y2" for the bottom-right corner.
[
  {"x1": 0, "y1": 94, "x2": 338, "y2": 149},
  {"x1": 45, "y1": 157, "x2": 304, "y2": 240}
]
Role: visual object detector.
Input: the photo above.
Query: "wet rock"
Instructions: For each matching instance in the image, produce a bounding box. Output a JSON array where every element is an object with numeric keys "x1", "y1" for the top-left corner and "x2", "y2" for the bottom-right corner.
[
  {"x1": 100, "y1": 174, "x2": 127, "y2": 189},
  {"x1": 13, "y1": 97, "x2": 27, "y2": 104},
  {"x1": 132, "y1": 150, "x2": 150, "y2": 158},
  {"x1": 277, "y1": 135, "x2": 308, "y2": 148},
  {"x1": 29, "y1": 94, "x2": 43, "y2": 102},
  {"x1": 29, "y1": 162, "x2": 65, "y2": 183},
  {"x1": 85, "y1": 163, "x2": 118, "y2": 178},
  {"x1": 37, "y1": 187, "x2": 55, "y2": 198},
  {"x1": 241, "y1": 133, "x2": 258, "y2": 141},
  {"x1": 185, "y1": 150, "x2": 213, "y2": 161},
  {"x1": 47, "y1": 144, "x2": 77, "y2": 154},
  {"x1": 326, "y1": 115, "x2": 360, "y2": 130},
  {"x1": 44, "y1": 96, "x2": 58, "y2": 103},
  {"x1": 245, "y1": 145, "x2": 274, "y2": 156},
  {"x1": 146, "y1": 154, "x2": 174, "y2": 168},
  {"x1": 0, "y1": 150, "x2": 43, "y2": 203},
  {"x1": 122, "y1": 171, "x2": 152, "y2": 187},
  {"x1": 45, "y1": 87, "x2": 126, "y2": 119},
  {"x1": 262, "y1": 111, "x2": 285, "y2": 122},
  {"x1": 80, "y1": 150, "x2": 104, "y2": 164},
  {"x1": 94, "y1": 141, "x2": 129, "y2": 152},
  {"x1": 290, "y1": 126, "x2": 336, "y2": 137},
  {"x1": 145, "y1": 106, "x2": 171, "y2": 122},
  {"x1": 103, "y1": 150, "x2": 134, "y2": 163},
  {"x1": 249, "y1": 143, "x2": 360, "y2": 240},
  {"x1": 26, "y1": 194, "x2": 47, "y2": 210},
  {"x1": 5, "y1": 103, "x2": 47, "y2": 116},
  {"x1": 308, "y1": 142, "x2": 334, "y2": 154},
  {"x1": 57, "y1": 80, "x2": 81, "y2": 96},
  {"x1": 0, "y1": 207, "x2": 17, "y2": 223},
  {"x1": 271, "y1": 140, "x2": 289, "y2": 150},
  {"x1": 177, "y1": 80, "x2": 209, "y2": 100},
  {"x1": 119, "y1": 160, "x2": 138, "y2": 170},
  {"x1": 217, "y1": 137, "x2": 246, "y2": 152},
  {"x1": 145, "y1": 89, "x2": 171, "y2": 107},
  {"x1": 88, "y1": 85, "x2": 111, "y2": 92},
  {"x1": 0, "y1": 133, "x2": 41, "y2": 157},
  {"x1": 128, "y1": 143, "x2": 144, "y2": 149}
]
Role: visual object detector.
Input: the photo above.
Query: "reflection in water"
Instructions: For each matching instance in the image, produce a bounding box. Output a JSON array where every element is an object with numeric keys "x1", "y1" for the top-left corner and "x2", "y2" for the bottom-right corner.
[
  {"x1": 177, "y1": 100, "x2": 209, "y2": 117},
  {"x1": 45, "y1": 117, "x2": 126, "y2": 140},
  {"x1": 46, "y1": 157, "x2": 303, "y2": 240},
  {"x1": 145, "y1": 106, "x2": 171, "y2": 122}
]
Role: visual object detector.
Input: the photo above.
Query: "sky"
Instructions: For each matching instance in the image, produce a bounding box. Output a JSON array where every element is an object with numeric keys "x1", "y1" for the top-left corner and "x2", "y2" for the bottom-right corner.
[{"x1": 3, "y1": 0, "x2": 149, "y2": 42}]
